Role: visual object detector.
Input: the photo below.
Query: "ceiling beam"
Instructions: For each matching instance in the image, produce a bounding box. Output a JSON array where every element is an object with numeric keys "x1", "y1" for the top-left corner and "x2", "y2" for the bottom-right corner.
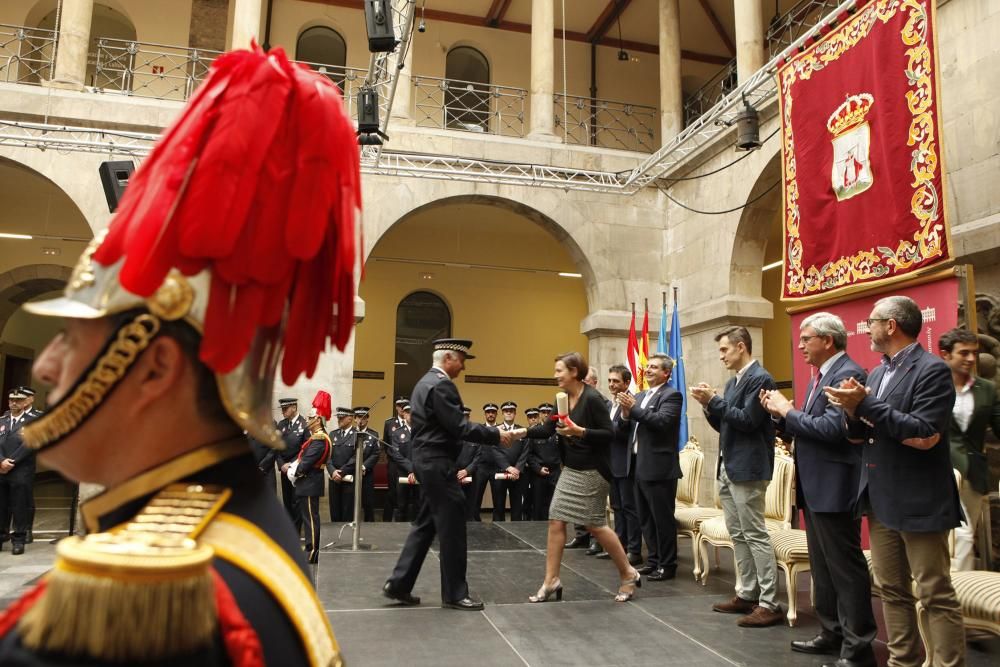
[
  {"x1": 484, "y1": 0, "x2": 514, "y2": 27},
  {"x1": 697, "y1": 0, "x2": 735, "y2": 57},
  {"x1": 585, "y1": 0, "x2": 633, "y2": 44},
  {"x1": 308, "y1": 1, "x2": 730, "y2": 65}
]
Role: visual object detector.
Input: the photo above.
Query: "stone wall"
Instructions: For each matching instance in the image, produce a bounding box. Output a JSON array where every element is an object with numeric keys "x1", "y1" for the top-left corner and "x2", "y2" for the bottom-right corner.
[{"x1": 188, "y1": 0, "x2": 228, "y2": 51}]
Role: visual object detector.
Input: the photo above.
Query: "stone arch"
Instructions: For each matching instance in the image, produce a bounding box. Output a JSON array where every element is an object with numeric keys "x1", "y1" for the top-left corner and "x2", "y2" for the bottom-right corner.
[
  {"x1": 729, "y1": 148, "x2": 783, "y2": 299},
  {"x1": 0, "y1": 264, "x2": 71, "y2": 333},
  {"x1": 0, "y1": 151, "x2": 110, "y2": 233}
]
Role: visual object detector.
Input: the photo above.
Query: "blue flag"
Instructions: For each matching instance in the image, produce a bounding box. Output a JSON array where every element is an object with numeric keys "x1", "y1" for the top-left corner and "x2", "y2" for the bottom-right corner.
[
  {"x1": 657, "y1": 302, "x2": 668, "y2": 355},
  {"x1": 666, "y1": 301, "x2": 689, "y2": 450}
]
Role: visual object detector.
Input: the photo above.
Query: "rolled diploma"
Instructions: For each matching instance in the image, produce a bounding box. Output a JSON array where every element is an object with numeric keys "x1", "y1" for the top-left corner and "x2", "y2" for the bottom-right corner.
[
  {"x1": 398, "y1": 476, "x2": 419, "y2": 485},
  {"x1": 555, "y1": 392, "x2": 569, "y2": 423}
]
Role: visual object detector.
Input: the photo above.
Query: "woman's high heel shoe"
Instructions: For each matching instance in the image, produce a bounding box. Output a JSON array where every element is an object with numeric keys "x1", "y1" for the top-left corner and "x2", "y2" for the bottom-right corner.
[
  {"x1": 528, "y1": 579, "x2": 563, "y2": 603},
  {"x1": 615, "y1": 568, "x2": 642, "y2": 602}
]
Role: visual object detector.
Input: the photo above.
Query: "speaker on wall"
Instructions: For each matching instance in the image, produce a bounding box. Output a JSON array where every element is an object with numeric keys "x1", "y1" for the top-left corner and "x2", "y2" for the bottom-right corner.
[{"x1": 98, "y1": 160, "x2": 135, "y2": 213}]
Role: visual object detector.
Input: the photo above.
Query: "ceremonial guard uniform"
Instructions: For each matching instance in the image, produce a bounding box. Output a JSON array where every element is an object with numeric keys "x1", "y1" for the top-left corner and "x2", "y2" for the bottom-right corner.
[
  {"x1": 0, "y1": 44, "x2": 354, "y2": 666},
  {"x1": 456, "y1": 406, "x2": 483, "y2": 520},
  {"x1": 527, "y1": 407, "x2": 562, "y2": 520},
  {"x1": 354, "y1": 408, "x2": 380, "y2": 522},
  {"x1": 491, "y1": 401, "x2": 528, "y2": 521},
  {"x1": 387, "y1": 405, "x2": 419, "y2": 521},
  {"x1": 294, "y1": 393, "x2": 333, "y2": 564},
  {"x1": 277, "y1": 398, "x2": 308, "y2": 531},
  {"x1": 327, "y1": 408, "x2": 358, "y2": 522},
  {"x1": 0, "y1": 387, "x2": 41, "y2": 554},
  {"x1": 382, "y1": 397, "x2": 408, "y2": 521}
]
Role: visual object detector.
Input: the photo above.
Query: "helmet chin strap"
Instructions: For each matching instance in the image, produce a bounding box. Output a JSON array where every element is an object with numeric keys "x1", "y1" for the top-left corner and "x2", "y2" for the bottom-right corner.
[{"x1": 22, "y1": 313, "x2": 161, "y2": 451}]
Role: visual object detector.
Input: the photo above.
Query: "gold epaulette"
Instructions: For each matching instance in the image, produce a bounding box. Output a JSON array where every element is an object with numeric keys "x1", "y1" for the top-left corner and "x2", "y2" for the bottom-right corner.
[{"x1": 19, "y1": 484, "x2": 230, "y2": 662}]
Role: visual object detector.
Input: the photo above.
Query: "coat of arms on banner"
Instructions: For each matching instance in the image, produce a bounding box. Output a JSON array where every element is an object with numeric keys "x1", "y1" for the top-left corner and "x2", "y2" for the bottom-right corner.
[{"x1": 828, "y1": 93, "x2": 874, "y2": 201}]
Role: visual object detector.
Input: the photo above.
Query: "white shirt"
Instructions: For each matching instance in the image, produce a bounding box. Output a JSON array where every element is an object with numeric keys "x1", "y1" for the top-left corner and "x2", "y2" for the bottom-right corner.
[
  {"x1": 735, "y1": 359, "x2": 758, "y2": 386},
  {"x1": 633, "y1": 383, "x2": 662, "y2": 454},
  {"x1": 953, "y1": 378, "x2": 975, "y2": 433}
]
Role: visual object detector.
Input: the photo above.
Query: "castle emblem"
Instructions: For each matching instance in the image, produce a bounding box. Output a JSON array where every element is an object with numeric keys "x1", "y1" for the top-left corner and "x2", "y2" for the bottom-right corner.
[{"x1": 827, "y1": 93, "x2": 875, "y2": 201}]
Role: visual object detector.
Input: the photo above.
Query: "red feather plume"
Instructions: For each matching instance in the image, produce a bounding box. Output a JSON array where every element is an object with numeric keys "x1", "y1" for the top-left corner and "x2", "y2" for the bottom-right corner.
[
  {"x1": 312, "y1": 390, "x2": 333, "y2": 422},
  {"x1": 91, "y1": 43, "x2": 362, "y2": 384}
]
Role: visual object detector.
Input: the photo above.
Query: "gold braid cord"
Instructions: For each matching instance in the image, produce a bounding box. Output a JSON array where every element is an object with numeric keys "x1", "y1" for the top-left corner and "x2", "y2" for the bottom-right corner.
[{"x1": 23, "y1": 313, "x2": 161, "y2": 450}]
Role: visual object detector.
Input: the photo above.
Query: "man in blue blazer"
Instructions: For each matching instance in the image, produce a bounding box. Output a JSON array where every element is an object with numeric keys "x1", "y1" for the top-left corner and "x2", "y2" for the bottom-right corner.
[
  {"x1": 606, "y1": 364, "x2": 643, "y2": 566},
  {"x1": 761, "y1": 313, "x2": 876, "y2": 667},
  {"x1": 692, "y1": 326, "x2": 783, "y2": 628},
  {"x1": 618, "y1": 354, "x2": 684, "y2": 579},
  {"x1": 827, "y1": 295, "x2": 964, "y2": 667}
]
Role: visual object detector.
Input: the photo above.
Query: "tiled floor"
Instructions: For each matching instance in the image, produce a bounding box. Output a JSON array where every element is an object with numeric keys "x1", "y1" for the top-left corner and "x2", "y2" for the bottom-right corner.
[{"x1": 2, "y1": 520, "x2": 999, "y2": 666}]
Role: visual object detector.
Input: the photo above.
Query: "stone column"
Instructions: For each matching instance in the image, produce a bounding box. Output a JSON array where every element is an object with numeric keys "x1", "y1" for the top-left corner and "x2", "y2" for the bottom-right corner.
[
  {"x1": 46, "y1": 0, "x2": 94, "y2": 91},
  {"x1": 528, "y1": 0, "x2": 558, "y2": 141},
  {"x1": 658, "y1": 0, "x2": 683, "y2": 143},
  {"x1": 229, "y1": 0, "x2": 263, "y2": 51},
  {"x1": 734, "y1": 0, "x2": 766, "y2": 84},
  {"x1": 390, "y1": 31, "x2": 414, "y2": 122}
]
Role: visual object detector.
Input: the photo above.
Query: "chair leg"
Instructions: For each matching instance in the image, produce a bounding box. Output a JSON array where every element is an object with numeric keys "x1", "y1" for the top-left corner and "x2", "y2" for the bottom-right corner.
[
  {"x1": 784, "y1": 564, "x2": 797, "y2": 627},
  {"x1": 690, "y1": 533, "x2": 702, "y2": 581},
  {"x1": 698, "y1": 536, "x2": 710, "y2": 585}
]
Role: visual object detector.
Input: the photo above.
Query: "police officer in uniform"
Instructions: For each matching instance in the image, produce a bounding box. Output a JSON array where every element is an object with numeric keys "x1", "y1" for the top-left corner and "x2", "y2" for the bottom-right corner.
[
  {"x1": 354, "y1": 407, "x2": 380, "y2": 522},
  {"x1": 327, "y1": 407, "x2": 357, "y2": 522},
  {"x1": 382, "y1": 397, "x2": 408, "y2": 521},
  {"x1": 384, "y1": 339, "x2": 512, "y2": 610},
  {"x1": 276, "y1": 397, "x2": 308, "y2": 532},
  {"x1": 491, "y1": 401, "x2": 528, "y2": 521},
  {"x1": 0, "y1": 387, "x2": 41, "y2": 555},
  {"x1": 526, "y1": 406, "x2": 562, "y2": 519},
  {"x1": 456, "y1": 406, "x2": 483, "y2": 520},
  {"x1": 293, "y1": 395, "x2": 332, "y2": 564},
  {"x1": 248, "y1": 428, "x2": 278, "y2": 493},
  {"x1": 387, "y1": 405, "x2": 419, "y2": 521},
  {"x1": 20, "y1": 389, "x2": 42, "y2": 544},
  {"x1": 469, "y1": 402, "x2": 499, "y2": 521}
]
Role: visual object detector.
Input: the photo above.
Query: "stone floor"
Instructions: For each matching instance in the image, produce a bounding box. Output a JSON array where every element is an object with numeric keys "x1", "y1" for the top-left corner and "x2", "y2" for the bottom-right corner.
[{"x1": 2, "y1": 520, "x2": 999, "y2": 666}]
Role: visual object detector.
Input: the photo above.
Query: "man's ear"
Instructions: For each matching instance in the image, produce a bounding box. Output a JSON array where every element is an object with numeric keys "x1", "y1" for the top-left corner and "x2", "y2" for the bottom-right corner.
[{"x1": 127, "y1": 335, "x2": 187, "y2": 413}]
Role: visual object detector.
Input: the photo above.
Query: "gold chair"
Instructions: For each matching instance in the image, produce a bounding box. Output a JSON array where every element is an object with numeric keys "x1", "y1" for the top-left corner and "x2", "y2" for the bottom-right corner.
[
  {"x1": 675, "y1": 437, "x2": 705, "y2": 509},
  {"x1": 676, "y1": 471, "x2": 722, "y2": 581}
]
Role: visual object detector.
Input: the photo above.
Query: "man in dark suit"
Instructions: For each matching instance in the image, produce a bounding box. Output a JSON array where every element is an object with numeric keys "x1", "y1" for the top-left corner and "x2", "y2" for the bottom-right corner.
[
  {"x1": 0, "y1": 387, "x2": 41, "y2": 555},
  {"x1": 491, "y1": 401, "x2": 528, "y2": 521},
  {"x1": 938, "y1": 327, "x2": 1000, "y2": 570},
  {"x1": 456, "y1": 406, "x2": 484, "y2": 520},
  {"x1": 384, "y1": 339, "x2": 511, "y2": 610},
  {"x1": 692, "y1": 326, "x2": 783, "y2": 628},
  {"x1": 618, "y1": 354, "x2": 683, "y2": 580},
  {"x1": 604, "y1": 366, "x2": 642, "y2": 565},
  {"x1": 827, "y1": 295, "x2": 964, "y2": 667},
  {"x1": 327, "y1": 407, "x2": 358, "y2": 522},
  {"x1": 276, "y1": 397, "x2": 308, "y2": 532},
  {"x1": 761, "y1": 313, "x2": 876, "y2": 666},
  {"x1": 383, "y1": 397, "x2": 409, "y2": 521}
]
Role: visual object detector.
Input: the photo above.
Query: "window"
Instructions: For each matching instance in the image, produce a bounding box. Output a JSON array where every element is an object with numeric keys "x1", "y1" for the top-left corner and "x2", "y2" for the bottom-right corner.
[
  {"x1": 296, "y1": 26, "x2": 347, "y2": 88},
  {"x1": 444, "y1": 46, "x2": 491, "y2": 133},
  {"x1": 393, "y1": 292, "x2": 451, "y2": 400}
]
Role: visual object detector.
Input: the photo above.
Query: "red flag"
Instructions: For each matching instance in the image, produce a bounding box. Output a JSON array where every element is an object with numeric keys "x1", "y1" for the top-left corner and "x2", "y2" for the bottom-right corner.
[
  {"x1": 626, "y1": 309, "x2": 639, "y2": 393},
  {"x1": 638, "y1": 306, "x2": 650, "y2": 391}
]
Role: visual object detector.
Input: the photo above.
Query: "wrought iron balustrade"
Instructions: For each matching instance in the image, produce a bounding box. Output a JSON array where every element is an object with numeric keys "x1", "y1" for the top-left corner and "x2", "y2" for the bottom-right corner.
[
  {"x1": 683, "y1": 58, "x2": 738, "y2": 128},
  {"x1": 766, "y1": 0, "x2": 841, "y2": 57},
  {"x1": 0, "y1": 24, "x2": 56, "y2": 85},
  {"x1": 292, "y1": 60, "x2": 369, "y2": 120},
  {"x1": 554, "y1": 93, "x2": 657, "y2": 153},
  {"x1": 91, "y1": 38, "x2": 221, "y2": 100},
  {"x1": 413, "y1": 76, "x2": 526, "y2": 137}
]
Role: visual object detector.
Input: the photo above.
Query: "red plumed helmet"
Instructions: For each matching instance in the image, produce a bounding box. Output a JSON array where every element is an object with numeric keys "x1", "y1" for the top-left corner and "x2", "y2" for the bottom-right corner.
[{"x1": 312, "y1": 391, "x2": 333, "y2": 422}]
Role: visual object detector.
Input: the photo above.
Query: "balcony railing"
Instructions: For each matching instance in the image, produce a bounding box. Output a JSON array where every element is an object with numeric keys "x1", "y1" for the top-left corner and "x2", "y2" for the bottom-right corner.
[
  {"x1": 92, "y1": 38, "x2": 221, "y2": 100},
  {"x1": 0, "y1": 24, "x2": 56, "y2": 86},
  {"x1": 766, "y1": 0, "x2": 842, "y2": 58},
  {"x1": 683, "y1": 58, "x2": 737, "y2": 128},
  {"x1": 293, "y1": 60, "x2": 369, "y2": 121},
  {"x1": 554, "y1": 94, "x2": 657, "y2": 153},
  {"x1": 413, "y1": 76, "x2": 526, "y2": 138}
]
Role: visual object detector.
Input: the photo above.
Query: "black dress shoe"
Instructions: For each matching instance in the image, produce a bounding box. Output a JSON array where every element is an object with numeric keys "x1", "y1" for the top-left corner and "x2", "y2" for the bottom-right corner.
[
  {"x1": 11, "y1": 543, "x2": 25, "y2": 556},
  {"x1": 647, "y1": 568, "x2": 676, "y2": 581},
  {"x1": 383, "y1": 582, "x2": 421, "y2": 606},
  {"x1": 636, "y1": 564, "x2": 658, "y2": 575},
  {"x1": 791, "y1": 634, "x2": 842, "y2": 655},
  {"x1": 627, "y1": 553, "x2": 643, "y2": 566},
  {"x1": 442, "y1": 597, "x2": 484, "y2": 611},
  {"x1": 26, "y1": 530, "x2": 33, "y2": 544},
  {"x1": 821, "y1": 659, "x2": 875, "y2": 667},
  {"x1": 585, "y1": 542, "x2": 603, "y2": 556},
  {"x1": 565, "y1": 535, "x2": 590, "y2": 549}
]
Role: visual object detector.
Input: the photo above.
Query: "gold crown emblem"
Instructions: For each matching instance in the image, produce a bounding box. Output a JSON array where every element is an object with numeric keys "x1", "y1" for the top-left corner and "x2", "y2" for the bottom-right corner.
[{"x1": 826, "y1": 93, "x2": 874, "y2": 136}]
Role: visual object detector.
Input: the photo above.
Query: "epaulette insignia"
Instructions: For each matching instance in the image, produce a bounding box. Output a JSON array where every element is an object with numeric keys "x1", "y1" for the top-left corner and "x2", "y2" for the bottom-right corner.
[{"x1": 18, "y1": 484, "x2": 231, "y2": 662}]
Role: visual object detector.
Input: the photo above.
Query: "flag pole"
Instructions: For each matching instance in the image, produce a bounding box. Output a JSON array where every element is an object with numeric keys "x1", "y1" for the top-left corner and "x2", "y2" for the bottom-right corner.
[{"x1": 662, "y1": 291, "x2": 666, "y2": 309}]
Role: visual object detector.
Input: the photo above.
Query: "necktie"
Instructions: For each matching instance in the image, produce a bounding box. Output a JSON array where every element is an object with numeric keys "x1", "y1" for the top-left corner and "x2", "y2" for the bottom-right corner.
[{"x1": 805, "y1": 372, "x2": 823, "y2": 410}]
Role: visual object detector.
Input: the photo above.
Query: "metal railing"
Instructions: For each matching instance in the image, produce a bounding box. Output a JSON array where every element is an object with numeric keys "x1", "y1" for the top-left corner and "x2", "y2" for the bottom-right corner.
[
  {"x1": 766, "y1": 0, "x2": 842, "y2": 58},
  {"x1": 0, "y1": 24, "x2": 56, "y2": 85},
  {"x1": 683, "y1": 58, "x2": 737, "y2": 128},
  {"x1": 92, "y1": 38, "x2": 221, "y2": 100},
  {"x1": 294, "y1": 60, "x2": 369, "y2": 120},
  {"x1": 555, "y1": 94, "x2": 657, "y2": 153},
  {"x1": 413, "y1": 75, "x2": 526, "y2": 138}
]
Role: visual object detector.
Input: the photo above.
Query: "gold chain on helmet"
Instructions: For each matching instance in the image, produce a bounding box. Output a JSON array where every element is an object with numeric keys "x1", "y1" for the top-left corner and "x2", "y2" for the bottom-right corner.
[{"x1": 23, "y1": 313, "x2": 162, "y2": 450}]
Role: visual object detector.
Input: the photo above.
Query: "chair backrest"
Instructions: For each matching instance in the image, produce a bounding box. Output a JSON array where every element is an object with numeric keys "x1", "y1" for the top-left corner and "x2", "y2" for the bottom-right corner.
[
  {"x1": 764, "y1": 442, "x2": 795, "y2": 528},
  {"x1": 676, "y1": 437, "x2": 704, "y2": 505}
]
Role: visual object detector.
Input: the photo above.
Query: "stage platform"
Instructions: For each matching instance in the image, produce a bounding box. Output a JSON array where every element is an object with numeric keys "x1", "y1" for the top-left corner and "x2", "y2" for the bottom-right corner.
[{"x1": 3, "y1": 520, "x2": 999, "y2": 666}]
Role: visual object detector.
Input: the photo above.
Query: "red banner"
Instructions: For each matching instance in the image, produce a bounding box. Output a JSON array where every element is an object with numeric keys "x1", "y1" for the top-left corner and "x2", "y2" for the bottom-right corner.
[
  {"x1": 779, "y1": 0, "x2": 951, "y2": 301},
  {"x1": 788, "y1": 275, "x2": 959, "y2": 406}
]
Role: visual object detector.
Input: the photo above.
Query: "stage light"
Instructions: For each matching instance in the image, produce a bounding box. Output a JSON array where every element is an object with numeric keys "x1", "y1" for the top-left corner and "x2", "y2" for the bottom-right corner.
[
  {"x1": 734, "y1": 96, "x2": 762, "y2": 151},
  {"x1": 356, "y1": 85, "x2": 389, "y2": 146},
  {"x1": 365, "y1": 0, "x2": 398, "y2": 53}
]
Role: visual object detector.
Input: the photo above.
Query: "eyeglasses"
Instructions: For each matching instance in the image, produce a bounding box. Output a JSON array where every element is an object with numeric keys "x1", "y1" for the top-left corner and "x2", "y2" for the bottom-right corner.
[
  {"x1": 798, "y1": 335, "x2": 821, "y2": 344},
  {"x1": 865, "y1": 318, "x2": 889, "y2": 327}
]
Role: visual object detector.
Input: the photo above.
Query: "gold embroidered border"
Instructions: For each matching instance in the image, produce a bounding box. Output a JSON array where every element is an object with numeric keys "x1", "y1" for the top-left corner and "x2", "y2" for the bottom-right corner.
[{"x1": 780, "y1": 0, "x2": 946, "y2": 300}]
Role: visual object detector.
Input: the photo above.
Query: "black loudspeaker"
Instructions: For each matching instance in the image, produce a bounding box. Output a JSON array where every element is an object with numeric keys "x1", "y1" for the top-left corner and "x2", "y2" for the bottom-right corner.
[
  {"x1": 98, "y1": 160, "x2": 135, "y2": 213},
  {"x1": 357, "y1": 87, "x2": 380, "y2": 133},
  {"x1": 364, "y1": 0, "x2": 398, "y2": 53}
]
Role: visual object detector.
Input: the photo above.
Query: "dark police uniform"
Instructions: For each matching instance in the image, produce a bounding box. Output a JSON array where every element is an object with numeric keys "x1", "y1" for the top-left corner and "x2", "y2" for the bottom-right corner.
[
  {"x1": 456, "y1": 407, "x2": 483, "y2": 521},
  {"x1": 387, "y1": 418, "x2": 419, "y2": 521},
  {"x1": 382, "y1": 398, "x2": 408, "y2": 521},
  {"x1": 0, "y1": 399, "x2": 40, "y2": 553},
  {"x1": 469, "y1": 403, "x2": 499, "y2": 522},
  {"x1": 528, "y1": 417, "x2": 562, "y2": 520},
  {"x1": 327, "y1": 423, "x2": 357, "y2": 522},
  {"x1": 277, "y1": 409, "x2": 308, "y2": 531},
  {"x1": 354, "y1": 409, "x2": 380, "y2": 522},
  {"x1": 248, "y1": 427, "x2": 278, "y2": 493},
  {"x1": 294, "y1": 426, "x2": 332, "y2": 563},
  {"x1": 491, "y1": 419, "x2": 529, "y2": 521},
  {"x1": 385, "y1": 366, "x2": 499, "y2": 604}
]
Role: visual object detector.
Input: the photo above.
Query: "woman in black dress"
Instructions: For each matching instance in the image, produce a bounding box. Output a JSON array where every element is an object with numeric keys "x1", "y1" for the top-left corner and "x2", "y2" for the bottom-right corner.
[{"x1": 520, "y1": 352, "x2": 641, "y2": 603}]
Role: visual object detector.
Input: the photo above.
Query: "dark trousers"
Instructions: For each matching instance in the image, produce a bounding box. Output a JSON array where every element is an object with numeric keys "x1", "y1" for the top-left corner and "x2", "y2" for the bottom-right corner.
[
  {"x1": 384, "y1": 461, "x2": 398, "y2": 521},
  {"x1": 520, "y1": 471, "x2": 534, "y2": 520},
  {"x1": 531, "y1": 470, "x2": 560, "y2": 520},
  {"x1": 388, "y1": 457, "x2": 469, "y2": 603},
  {"x1": 298, "y1": 495, "x2": 321, "y2": 561},
  {"x1": 395, "y1": 482, "x2": 421, "y2": 522},
  {"x1": 280, "y1": 472, "x2": 302, "y2": 531},
  {"x1": 362, "y1": 473, "x2": 375, "y2": 522},
  {"x1": 611, "y1": 475, "x2": 642, "y2": 556},
  {"x1": 636, "y1": 478, "x2": 678, "y2": 571},
  {"x1": 490, "y1": 476, "x2": 526, "y2": 521},
  {"x1": 805, "y1": 507, "x2": 877, "y2": 662},
  {"x1": 469, "y1": 468, "x2": 491, "y2": 521},
  {"x1": 0, "y1": 476, "x2": 32, "y2": 544},
  {"x1": 262, "y1": 467, "x2": 276, "y2": 496},
  {"x1": 460, "y1": 478, "x2": 478, "y2": 520},
  {"x1": 329, "y1": 480, "x2": 354, "y2": 522}
]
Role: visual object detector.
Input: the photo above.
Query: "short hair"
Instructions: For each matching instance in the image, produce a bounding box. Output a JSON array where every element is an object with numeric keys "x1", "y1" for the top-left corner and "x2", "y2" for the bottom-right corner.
[
  {"x1": 715, "y1": 326, "x2": 753, "y2": 355},
  {"x1": 873, "y1": 295, "x2": 922, "y2": 338},
  {"x1": 555, "y1": 351, "x2": 589, "y2": 383},
  {"x1": 585, "y1": 367, "x2": 599, "y2": 382},
  {"x1": 432, "y1": 349, "x2": 459, "y2": 364},
  {"x1": 646, "y1": 353, "x2": 674, "y2": 373},
  {"x1": 800, "y1": 312, "x2": 848, "y2": 351},
  {"x1": 608, "y1": 363, "x2": 631, "y2": 386},
  {"x1": 938, "y1": 327, "x2": 978, "y2": 353}
]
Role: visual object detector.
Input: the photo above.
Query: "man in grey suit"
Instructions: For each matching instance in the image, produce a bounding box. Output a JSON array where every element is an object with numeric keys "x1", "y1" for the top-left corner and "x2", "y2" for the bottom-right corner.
[
  {"x1": 827, "y1": 296, "x2": 964, "y2": 667},
  {"x1": 691, "y1": 326, "x2": 783, "y2": 628},
  {"x1": 761, "y1": 313, "x2": 877, "y2": 667}
]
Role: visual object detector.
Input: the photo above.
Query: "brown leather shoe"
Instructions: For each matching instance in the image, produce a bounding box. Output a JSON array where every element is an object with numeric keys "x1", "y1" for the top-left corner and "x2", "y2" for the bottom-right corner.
[
  {"x1": 712, "y1": 596, "x2": 757, "y2": 614},
  {"x1": 737, "y1": 605, "x2": 785, "y2": 627}
]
